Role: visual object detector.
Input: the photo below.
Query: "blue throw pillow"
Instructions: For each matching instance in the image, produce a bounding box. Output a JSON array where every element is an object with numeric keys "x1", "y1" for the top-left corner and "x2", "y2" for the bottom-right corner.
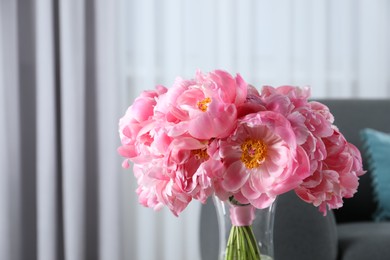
[{"x1": 360, "y1": 128, "x2": 390, "y2": 221}]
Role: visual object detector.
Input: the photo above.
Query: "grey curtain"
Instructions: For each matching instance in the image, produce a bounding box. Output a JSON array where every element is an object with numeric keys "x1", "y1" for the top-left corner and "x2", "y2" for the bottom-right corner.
[{"x1": 0, "y1": 1, "x2": 125, "y2": 259}]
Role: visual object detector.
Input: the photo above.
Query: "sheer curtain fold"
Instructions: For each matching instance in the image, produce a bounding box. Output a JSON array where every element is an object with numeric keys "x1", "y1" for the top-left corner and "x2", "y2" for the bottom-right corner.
[
  {"x1": 1, "y1": 1, "x2": 23, "y2": 260},
  {"x1": 58, "y1": 0, "x2": 124, "y2": 259},
  {"x1": 1, "y1": 1, "x2": 125, "y2": 260},
  {"x1": 36, "y1": 0, "x2": 59, "y2": 259},
  {"x1": 95, "y1": 1, "x2": 124, "y2": 259},
  {"x1": 59, "y1": 1, "x2": 88, "y2": 259}
]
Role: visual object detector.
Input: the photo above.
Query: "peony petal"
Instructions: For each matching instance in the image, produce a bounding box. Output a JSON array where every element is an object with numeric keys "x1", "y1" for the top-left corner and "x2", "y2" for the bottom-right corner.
[
  {"x1": 234, "y1": 73, "x2": 248, "y2": 105},
  {"x1": 222, "y1": 161, "x2": 249, "y2": 192},
  {"x1": 232, "y1": 191, "x2": 250, "y2": 205},
  {"x1": 249, "y1": 193, "x2": 276, "y2": 209},
  {"x1": 249, "y1": 167, "x2": 271, "y2": 193},
  {"x1": 188, "y1": 114, "x2": 215, "y2": 139},
  {"x1": 117, "y1": 146, "x2": 136, "y2": 158},
  {"x1": 264, "y1": 160, "x2": 284, "y2": 177},
  {"x1": 241, "y1": 182, "x2": 261, "y2": 200},
  {"x1": 268, "y1": 146, "x2": 289, "y2": 165}
]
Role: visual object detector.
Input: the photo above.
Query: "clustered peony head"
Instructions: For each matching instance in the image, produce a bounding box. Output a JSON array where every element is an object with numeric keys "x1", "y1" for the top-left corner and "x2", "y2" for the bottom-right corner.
[{"x1": 118, "y1": 69, "x2": 365, "y2": 216}]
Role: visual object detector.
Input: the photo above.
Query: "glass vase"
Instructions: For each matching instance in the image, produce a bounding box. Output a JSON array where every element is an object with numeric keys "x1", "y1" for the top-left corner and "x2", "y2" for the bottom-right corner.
[{"x1": 213, "y1": 196, "x2": 276, "y2": 260}]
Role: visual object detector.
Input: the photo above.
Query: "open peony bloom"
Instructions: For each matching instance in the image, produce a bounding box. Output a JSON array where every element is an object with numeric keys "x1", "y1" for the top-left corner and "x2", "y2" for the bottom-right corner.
[
  {"x1": 216, "y1": 111, "x2": 309, "y2": 208},
  {"x1": 118, "y1": 69, "x2": 365, "y2": 216},
  {"x1": 217, "y1": 111, "x2": 310, "y2": 209},
  {"x1": 154, "y1": 70, "x2": 247, "y2": 140}
]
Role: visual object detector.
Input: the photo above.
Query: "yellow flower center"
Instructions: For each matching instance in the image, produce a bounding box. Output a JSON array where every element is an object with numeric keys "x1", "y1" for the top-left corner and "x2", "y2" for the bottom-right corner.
[
  {"x1": 197, "y1": 97, "x2": 212, "y2": 112},
  {"x1": 192, "y1": 148, "x2": 209, "y2": 161},
  {"x1": 240, "y1": 139, "x2": 268, "y2": 169}
]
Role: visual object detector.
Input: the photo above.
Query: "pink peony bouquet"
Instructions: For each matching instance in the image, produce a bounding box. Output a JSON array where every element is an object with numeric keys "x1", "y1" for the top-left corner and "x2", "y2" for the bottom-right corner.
[{"x1": 118, "y1": 70, "x2": 365, "y2": 217}]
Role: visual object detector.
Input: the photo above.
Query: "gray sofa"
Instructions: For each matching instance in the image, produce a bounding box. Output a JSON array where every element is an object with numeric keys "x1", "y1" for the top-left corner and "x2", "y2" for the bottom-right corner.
[{"x1": 200, "y1": 99, "x2": 390, "y2": 260}]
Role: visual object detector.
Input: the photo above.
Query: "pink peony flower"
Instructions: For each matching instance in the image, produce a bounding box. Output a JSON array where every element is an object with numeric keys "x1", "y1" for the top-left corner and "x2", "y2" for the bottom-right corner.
[
  {"x1": 295, "y1": 129, "x2": 365, "y2": 214},
  {"x1": 118, "y1": 86, "x2": 167, "y2": 168},
  {"x1": 165, "y1": 137, "x2": 217, "y2": 201},
  {"x1": 132, "y1": 133, "x2": 224, "y2": 216},
  {"x1": 259, "y1": 86, "x2": 334, "y2": 176},
  {"x1": 154, "y1": 70, "x2": 247, "y2": 140},
  {"x1": 133, "y1": 164, "x2": 165, "y2": 212},
  {"x1": 133, "y1": 156, "x2": 195, "y2": 217},
  {"x1": 217, "y1": 111, "x2": 310, "y2": 209},
  {"x1": 117, "y1": 70, "x2": 365, "y2": 217}
]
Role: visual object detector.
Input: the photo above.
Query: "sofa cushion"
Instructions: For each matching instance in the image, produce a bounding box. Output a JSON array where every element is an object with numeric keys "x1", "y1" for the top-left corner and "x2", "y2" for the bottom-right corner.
[
  {"x1": 338, "y1": 222, "x2": 390, "y2": 260},
  {"x1": 361, "y1": 128, "x2": 390, "y2": 221}
]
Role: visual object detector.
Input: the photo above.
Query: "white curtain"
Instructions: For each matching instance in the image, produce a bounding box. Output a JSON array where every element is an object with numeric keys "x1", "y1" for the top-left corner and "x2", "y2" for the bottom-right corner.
[
  {"x1": 125, "y1": 0, "x2": 390, "y2": 99},
  {"x1": 0, "y1": 1, "x2": 126, "y2": 260}
]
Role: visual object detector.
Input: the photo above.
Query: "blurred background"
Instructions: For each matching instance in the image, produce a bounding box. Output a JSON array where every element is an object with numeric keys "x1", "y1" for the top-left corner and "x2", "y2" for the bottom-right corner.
[{"x1": 1, "y1": 1, "x2": 389, "y2": 260}]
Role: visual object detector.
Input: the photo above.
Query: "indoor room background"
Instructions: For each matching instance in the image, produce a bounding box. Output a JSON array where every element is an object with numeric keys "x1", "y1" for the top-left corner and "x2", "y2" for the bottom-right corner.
[{"x1": 1, "y1": 1, "x2": 389, "y2": 260}]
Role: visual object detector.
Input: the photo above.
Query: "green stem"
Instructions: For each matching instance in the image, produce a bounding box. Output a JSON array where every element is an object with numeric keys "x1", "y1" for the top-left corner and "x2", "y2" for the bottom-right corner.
[{"x1": 224, "y1": 225, "x2": 261, "y2": 260}]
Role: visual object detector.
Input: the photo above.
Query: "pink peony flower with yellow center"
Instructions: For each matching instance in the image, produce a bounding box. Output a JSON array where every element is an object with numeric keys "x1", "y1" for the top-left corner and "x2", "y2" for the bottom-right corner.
[
  {"x1": 217, "y1": 111, "x2": 310, "y2": 209},
  {"x1": 154, "y1": 70, "x2": 247, "y2": 139}
]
